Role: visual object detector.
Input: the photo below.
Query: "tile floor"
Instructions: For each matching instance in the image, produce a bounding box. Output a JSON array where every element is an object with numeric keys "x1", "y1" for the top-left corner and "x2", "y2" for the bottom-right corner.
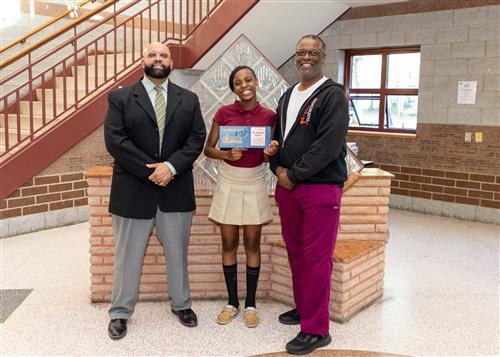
[{"x1": 1, "y1": 209, "x2": 498, "y2": 356}]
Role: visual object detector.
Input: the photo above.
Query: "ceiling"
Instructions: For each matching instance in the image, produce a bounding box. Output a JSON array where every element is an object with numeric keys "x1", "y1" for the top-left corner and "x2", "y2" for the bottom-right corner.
[{"x1": 193, "y1": 0, "x2": 409, "y2": 70}]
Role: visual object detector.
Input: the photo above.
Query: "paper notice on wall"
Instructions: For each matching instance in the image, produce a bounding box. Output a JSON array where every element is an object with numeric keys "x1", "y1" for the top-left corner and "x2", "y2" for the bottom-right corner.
[{"x1": 457, "y1": 81, "x2": 477, "y2": 104}]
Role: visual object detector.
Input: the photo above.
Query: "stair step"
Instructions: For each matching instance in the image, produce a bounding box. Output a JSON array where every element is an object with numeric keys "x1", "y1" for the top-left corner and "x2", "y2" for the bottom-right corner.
[
  {"x1": 87, "y1": 52, "x2": 141, "y2": 65},
  {"x1": 36, "y1": 88, "x2": 86, "y2": 102},
  {"x1": 0, "y1": 127, "x2": 30, "y2": 147},
  {"x1": 0, "y1": 114, "x2": 48, "y2": 131},
  {"x1": 55, "y1": 76, "x2": 104, "y2": 90},
  {"x1": 87, "y1": 53, "x2": 127, "y2": 64},
  {"x1": 74, "y1": 64, "x2": 126, "y2": 78},
  {"x1": 19, "y1": 101, "x2": 67, "y2": 116}
]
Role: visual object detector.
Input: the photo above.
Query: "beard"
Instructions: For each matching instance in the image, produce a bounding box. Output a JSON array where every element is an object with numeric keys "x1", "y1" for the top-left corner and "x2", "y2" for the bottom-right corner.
[{"x1": 144, "y1": 63, "x2": 171, "y2": 79}]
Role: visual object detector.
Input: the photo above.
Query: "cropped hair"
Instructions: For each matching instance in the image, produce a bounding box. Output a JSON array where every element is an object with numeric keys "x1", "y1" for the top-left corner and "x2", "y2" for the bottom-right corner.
[
  {"x1": 296, "y1": 34, "x2": 326, "y2": 52},
  {"x1": 228, "y1": 66, "x2": 257, "y2": 92}
]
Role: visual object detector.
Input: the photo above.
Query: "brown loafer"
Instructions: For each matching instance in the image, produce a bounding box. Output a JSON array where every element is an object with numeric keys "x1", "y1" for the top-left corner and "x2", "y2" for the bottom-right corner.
[
  {"x1": 243, "y1": 307, "x2": 259, "y2": 328},
  {"x1": 216, "y1": 305, "x2": 240, "y2": 325}
]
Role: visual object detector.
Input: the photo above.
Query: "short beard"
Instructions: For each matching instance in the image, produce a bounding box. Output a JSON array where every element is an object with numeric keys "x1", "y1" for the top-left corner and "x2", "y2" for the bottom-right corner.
[{"x1": 144, "y1": 63, "x2": 171, "y2": 79}]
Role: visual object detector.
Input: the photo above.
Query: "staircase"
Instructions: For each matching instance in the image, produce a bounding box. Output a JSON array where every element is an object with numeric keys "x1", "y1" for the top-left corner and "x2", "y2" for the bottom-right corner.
[
  {"x1": 1, "y1": 52, "x2": 123, "y2": 149},
  {"x1": 0, "y1": 0, "x2": 259, "y2": 201}
]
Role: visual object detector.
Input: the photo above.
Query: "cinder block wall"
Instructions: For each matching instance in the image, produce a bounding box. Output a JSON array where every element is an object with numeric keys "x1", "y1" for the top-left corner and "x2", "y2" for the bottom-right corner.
[{"x1": 279, "y1": 2, "x2": 500, "y2": 223}]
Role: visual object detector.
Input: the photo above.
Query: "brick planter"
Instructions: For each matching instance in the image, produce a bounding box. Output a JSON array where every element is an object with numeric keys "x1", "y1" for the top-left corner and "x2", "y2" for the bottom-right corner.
[
  {"x1": 85, "y1": 167, "x2": 393, "y2": 322},
  {"x1": 270, "y1": 240, "x2": 385, "y2": 323}
]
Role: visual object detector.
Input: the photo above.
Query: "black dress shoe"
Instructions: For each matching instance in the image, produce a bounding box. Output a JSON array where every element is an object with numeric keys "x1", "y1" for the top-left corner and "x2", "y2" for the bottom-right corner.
[
  {"x1": 171, "y1": 308, "x2": 198, "y2": 327},
  {"x1": 108, "y1": 318, "x2": 127, "y2": 340},
  {"x1": 286, "y1": 331, "x2": 332, "y2": 355},
  {"x1": 278, "y1": 308, "x2": 300, "y2": 325}
]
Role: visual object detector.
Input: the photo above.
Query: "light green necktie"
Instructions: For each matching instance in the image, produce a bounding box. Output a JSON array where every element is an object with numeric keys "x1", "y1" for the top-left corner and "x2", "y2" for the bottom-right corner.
[{"x1": 154, "y1": 86, "x2": 166, "y2": 149}]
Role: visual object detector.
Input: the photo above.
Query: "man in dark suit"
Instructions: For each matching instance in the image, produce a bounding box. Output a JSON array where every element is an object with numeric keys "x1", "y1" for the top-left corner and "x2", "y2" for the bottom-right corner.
[{"x1": 104, "y1": 42, "x2": 206, "y2": 340}]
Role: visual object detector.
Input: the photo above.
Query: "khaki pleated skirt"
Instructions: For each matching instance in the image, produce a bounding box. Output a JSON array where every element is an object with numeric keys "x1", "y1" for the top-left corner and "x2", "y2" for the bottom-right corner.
[{"x1": 208, "y1": 161, "x2": 273, "y2": 226}]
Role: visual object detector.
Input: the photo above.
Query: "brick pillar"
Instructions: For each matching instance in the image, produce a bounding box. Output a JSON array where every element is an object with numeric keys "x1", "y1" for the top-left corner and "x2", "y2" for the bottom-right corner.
[
  {"x1": 86, "y1": 168, "x2": 114, "y2": 302},
  {"x1": 85, "y1": 165, "x2": 394, "y2": 321},
  {"x1": 85, "y1": 167, "x2": 284, "y2": 303}
]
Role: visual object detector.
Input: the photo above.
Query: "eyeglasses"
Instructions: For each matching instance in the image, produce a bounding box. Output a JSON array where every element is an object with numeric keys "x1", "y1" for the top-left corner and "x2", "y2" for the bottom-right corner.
[{"x1": 295, "y1": 50, "x2": 324, "y2": 58}]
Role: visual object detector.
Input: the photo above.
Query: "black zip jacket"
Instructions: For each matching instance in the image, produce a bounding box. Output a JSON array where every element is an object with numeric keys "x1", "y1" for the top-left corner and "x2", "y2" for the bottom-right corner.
[{"x1": 269, "y1": 79, "x2": 349, "y2": 186}]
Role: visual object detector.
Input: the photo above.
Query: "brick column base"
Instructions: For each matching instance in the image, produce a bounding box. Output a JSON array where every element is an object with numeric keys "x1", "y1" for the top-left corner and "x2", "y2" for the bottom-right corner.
[{"x1": 85, "y1": 167, "x2": 393, "y2": 323}]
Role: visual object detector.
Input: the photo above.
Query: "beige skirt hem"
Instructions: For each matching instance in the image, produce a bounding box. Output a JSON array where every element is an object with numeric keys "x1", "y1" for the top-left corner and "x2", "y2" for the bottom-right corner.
[
  {"x1": 208, "y1": 216, "x2": 273, "y2": 227},
  {"x1": 208, "y1": 161, "x2": 273, "y2": 226}
]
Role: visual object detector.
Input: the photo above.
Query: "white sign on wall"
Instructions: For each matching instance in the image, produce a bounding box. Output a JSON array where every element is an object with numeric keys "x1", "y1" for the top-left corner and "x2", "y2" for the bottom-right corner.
[{"x1": 457, "y1": 81, "x2": 477, "y2": 105}]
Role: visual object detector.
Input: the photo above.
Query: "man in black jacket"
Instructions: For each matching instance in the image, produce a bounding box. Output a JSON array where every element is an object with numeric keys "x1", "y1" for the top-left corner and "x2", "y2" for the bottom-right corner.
[
  {"x1": 269, "y1": 35, "x2": 349, "y2": 355},
  {"x1": 104, "y1": 42, "x2": 206, "y2": 339}
]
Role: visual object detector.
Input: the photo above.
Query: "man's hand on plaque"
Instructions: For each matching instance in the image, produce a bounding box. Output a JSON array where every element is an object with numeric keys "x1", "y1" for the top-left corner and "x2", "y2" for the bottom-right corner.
[{"x1": 225, "y1": 148, "x2": 247, "y2": 161}]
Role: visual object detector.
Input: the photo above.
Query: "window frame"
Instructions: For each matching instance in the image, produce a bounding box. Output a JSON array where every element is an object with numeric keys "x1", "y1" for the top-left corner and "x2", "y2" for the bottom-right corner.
[{"x1": 344, "y1": 46, "x2": 420, "y2": 134}]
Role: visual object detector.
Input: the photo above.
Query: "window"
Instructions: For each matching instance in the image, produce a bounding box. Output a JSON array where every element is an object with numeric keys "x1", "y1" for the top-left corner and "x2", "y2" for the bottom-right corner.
[
  {"x1": 0, "y1": 0, "x2": 21, "y2": 29},
  {"x1": 345, "y1": 47, "x2": 420, "y2": 133}
]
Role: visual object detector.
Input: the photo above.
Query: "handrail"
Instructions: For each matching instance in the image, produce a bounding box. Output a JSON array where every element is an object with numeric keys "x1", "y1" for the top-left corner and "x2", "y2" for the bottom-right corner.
[
  {"x1": 1, "y1": 0, "x2": 225, "y2": 156},
  {"x1": 0, "y1": 0, "x2": 94, "y2": 54},
  {"x1": 0, "y1": 0, "x2": 120, "y2": 69},
  {"x1": 0, "y1": 0, "x2": 260, "y2": 201},
  {"x1": 0, "y1": 0, "x2": 141, "y2": 87}
]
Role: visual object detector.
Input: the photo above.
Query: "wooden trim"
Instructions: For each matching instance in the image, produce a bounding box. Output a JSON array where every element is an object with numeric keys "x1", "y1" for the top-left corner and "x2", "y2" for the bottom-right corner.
[
  {"x1": 333, "y1": 240, "x2": 385, "y2": 263},
  {"x1": 345, "y1": 46, "x2": 420, "y2": 133},
  {"x1": 21, "y1": 0, "x2": 209, "y2": 33},
  {"x1": 1, "y1": 0, "x2": 93, "y2": 54},
  {"x1": 339, "y1": 0, "x2": 500, "y2": 20},
  {"x1": 85, "y1": 166, "x2": 112, "y2": 178},
  {"x1": 350, "y1": 89, "x2": 418, "y2": 95},
  {"x1": 379, "y1": 51, "x2": 388, "y2": 129},
  {"x1": 348, "y1": 130, "x2": 417, "y2": 139},
  {"x1": 344, "y1": 48, "x2": 352, "y2": 95},
  {"x1": 0, "y1": 0, "x2": 122, "y2": 69},
  {"x1": 358, "y1": 167, "x2": 395, "y2": 179},
  {"x1": 270, "y1": 240, "x2": 386, "y2": 263},
  {"x1": 343, "y1": 172, "x2": 361, "y2": 192},
  {"x1": 346, "y1": 46, "x2": 420, "y2": 56}
]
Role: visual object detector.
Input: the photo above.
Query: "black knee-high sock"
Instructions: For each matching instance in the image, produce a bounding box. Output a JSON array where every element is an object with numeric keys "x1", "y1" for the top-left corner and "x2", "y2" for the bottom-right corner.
[
  {"x1": 245, "y1": 265, "x2": 260, "y2": 308},
  {"x1": 223, "y1": 264, "x2": 239, "y2": 308}
]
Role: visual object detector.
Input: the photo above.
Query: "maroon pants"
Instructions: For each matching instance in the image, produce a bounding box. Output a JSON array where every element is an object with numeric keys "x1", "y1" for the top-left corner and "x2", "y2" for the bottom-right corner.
[{"x1": 275, "y1": 183, "x2": 342, "y2": 335}]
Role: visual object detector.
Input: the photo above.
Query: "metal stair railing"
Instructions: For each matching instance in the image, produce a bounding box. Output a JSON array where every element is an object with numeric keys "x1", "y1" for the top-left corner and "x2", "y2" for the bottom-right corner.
[{"x1": 0, "y1": 0, "x2": 223, "y2": 159}]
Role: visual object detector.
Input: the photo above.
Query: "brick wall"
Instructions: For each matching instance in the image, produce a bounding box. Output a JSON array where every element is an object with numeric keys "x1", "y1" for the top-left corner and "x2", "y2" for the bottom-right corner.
[
  {"x1": 381, "y1": 164, "x2": 500, "y2": 209},
  {"x1": 350, "y1": 123, "x2": 500, "y2": 210},
  {"x1": 86, "y1": 166, "x2": 393, "y2": 305},
  {"x1": 0, "y1": 126, "x2": 111, "y2": 237},
  {"x1": 0, "y1": 172, "x2": 88, "y2": 220},
  {"x1": 350, "y1": 124, "x2": 500, "y2": 175}
]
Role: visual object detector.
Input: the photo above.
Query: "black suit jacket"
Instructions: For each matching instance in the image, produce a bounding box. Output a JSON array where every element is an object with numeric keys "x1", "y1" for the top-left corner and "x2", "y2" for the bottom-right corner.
[{"x1": 104, "y1": 79, "x2": 206, "y2": 218}]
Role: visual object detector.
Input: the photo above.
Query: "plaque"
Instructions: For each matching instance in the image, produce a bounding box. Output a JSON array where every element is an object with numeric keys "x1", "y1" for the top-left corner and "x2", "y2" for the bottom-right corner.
[{"x1": 219, "y1": 126, "x2": 271, "y2": 149}]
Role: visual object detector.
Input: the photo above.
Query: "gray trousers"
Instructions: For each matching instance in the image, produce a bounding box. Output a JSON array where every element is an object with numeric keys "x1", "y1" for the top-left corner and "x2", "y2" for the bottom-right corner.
[{"x1": 108, "y1": 208, "x2": 193, "y2": 319}]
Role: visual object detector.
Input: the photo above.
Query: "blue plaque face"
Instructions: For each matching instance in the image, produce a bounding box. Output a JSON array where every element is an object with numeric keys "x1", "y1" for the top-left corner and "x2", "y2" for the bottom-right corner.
[{"x1": 219, "y1": 126, "x2": 271, "y2": 149}]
